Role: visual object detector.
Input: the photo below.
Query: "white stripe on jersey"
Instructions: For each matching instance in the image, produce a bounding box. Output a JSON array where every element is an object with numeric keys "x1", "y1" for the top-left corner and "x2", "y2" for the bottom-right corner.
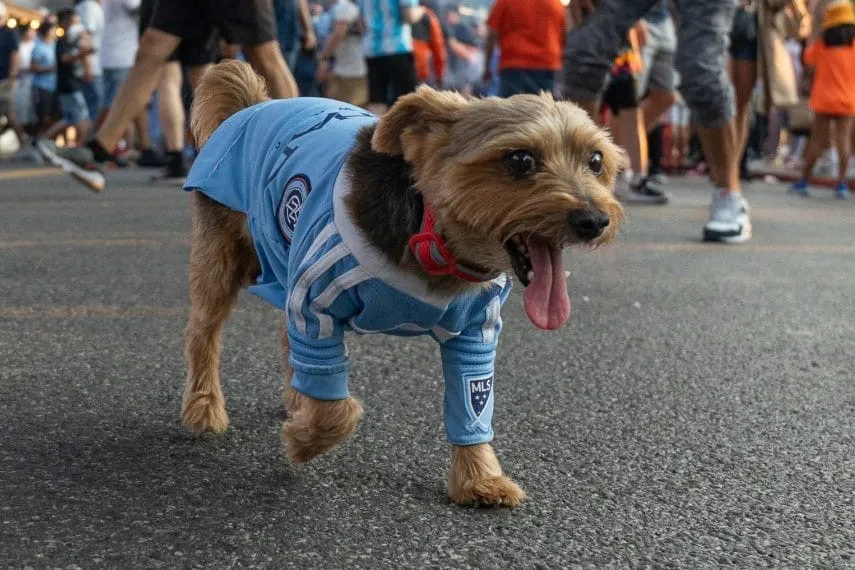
[
  {"x1": 289, "y1": 242, "x2": 349, "y2": 336},
  {"x1": 310, "y1": 266, "x2": 372, "y2": 339},
  {"x1": 481, "y1": 296, "x2": 502, "y2": 344}
]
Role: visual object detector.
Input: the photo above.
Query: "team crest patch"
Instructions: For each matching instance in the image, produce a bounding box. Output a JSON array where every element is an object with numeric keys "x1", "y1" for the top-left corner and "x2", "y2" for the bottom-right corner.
[
  {"x1": 468, "y1": 375, "x2": 493, "y2": 419},
  {"x1": 277, "y1": 175, "x2": 311, "y2": 243}
]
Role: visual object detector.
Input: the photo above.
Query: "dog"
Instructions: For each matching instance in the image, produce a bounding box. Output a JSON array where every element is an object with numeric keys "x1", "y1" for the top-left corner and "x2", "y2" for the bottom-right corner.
[{"x1": 181, "y1": 60, "x2": 625, "y2": 507}]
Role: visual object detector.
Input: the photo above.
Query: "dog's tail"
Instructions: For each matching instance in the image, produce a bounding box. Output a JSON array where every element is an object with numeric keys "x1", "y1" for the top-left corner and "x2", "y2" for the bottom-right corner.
[{"x1": 191, "y1": 60, "x2": 270, "y2": 148}]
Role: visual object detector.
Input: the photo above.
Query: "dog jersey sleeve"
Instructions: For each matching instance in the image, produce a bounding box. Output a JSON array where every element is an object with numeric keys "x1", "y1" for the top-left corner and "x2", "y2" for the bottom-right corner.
[{"x1": 438, "y1": 287, "x2": 507, "y2": 446}]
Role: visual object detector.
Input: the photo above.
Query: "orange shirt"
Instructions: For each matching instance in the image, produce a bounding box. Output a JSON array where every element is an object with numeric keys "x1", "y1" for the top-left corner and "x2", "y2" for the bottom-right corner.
[
  {"x1": 804, "y1": 40, "x2": 855, "y2": 115},
  {"x1": 487, "y1": 0, "x2": 566, "y2": 71}
]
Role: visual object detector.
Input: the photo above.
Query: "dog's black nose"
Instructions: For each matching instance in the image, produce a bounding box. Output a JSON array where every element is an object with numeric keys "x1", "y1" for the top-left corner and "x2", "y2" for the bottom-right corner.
[{"x1": 567, "y1": 208, "x2": 609, "y2": 240}]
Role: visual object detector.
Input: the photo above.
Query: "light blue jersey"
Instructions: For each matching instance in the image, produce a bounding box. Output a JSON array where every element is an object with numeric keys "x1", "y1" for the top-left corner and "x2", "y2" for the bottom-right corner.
[
  {"x1": 358, "y1": 0, "x2": 418, "y2": 58},
  {"x1": 184, "y1": 98, "x2": 511, "y2": 446},
  {"x1": 31, "y1": 39, "x2": 57, "y2": 92}
]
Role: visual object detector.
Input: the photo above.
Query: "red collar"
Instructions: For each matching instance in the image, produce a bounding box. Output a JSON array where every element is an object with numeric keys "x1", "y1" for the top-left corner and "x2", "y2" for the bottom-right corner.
[{"x1": 408, "y1": 201, "x2": 497, "y2": 283}]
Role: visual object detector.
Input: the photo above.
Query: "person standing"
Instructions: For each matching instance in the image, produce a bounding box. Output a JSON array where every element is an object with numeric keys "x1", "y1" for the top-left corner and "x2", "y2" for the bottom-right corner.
[
  {"x1": 791, "y1": 0, "x2": 855, "y2": 199},
  {"x1": 30, "y1": 19, "x2": 59, "y2": 135},
  {"x1": 359, "y1": 0, "x2": 423, "y2": 115},
  {"x1": 411, "y1": 3, "x2": 446, "y2": 87},
  {"x1": 564, "y1": 0, "x2": 751, "y2": 244},
  {"x1": 75, "y1": 0, "x2": 104, "y2": 123},
  {"x1": 482, "y1": 0, "x2": 565, "y2": 97},
  {"x1": 316, "y1": 0, "x2": 368, "y2": 106},
  {"x1": 47, "y1": 10, "x2": 94, "y2": 144}
]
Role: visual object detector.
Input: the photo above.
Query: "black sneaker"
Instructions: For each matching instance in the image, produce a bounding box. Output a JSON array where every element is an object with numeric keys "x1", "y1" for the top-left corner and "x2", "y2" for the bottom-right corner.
[
  {"x1": 616, "y1": 176, "x2": 670, "y2": 205},
  {"x1": 34, "y1": 138, "x2": 105, "y2": 192},
  {"x1": 137, "y1": 147, "x2": 165, "y2": 168},
  {"x1": 164, "y1": 152, "x2": 187, "y2": 179}
]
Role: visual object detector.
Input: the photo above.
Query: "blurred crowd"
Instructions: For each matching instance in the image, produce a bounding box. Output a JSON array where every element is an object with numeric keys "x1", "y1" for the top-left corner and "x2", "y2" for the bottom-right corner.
[{"x1": 0, "y1": 0, "x2": 853, "y2": 205}]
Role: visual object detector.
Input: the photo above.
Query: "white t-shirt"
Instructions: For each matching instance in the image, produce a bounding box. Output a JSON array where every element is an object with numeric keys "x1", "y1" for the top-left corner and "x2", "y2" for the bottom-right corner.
[
  {"x1": 17, "y1": 38, "x2": 34, "y2": 73},
  {"x1": 331, "y1": 0, "x2": 366, "y2": 78},
  {"x1": 99, "y1": 0, "x2": 140, "y2": 70},
  {"x1": 76, "y1": 0, "x2": 105, "y2": 76}
]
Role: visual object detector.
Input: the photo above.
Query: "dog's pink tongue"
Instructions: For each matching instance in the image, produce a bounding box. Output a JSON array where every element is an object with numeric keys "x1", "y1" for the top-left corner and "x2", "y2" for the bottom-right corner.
[{"x1": 522, "y1": 240, "x2": 571, "y2": 330}]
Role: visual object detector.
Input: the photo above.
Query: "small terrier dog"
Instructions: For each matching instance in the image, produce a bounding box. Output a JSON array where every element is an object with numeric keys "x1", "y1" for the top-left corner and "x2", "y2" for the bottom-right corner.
[{"x1": 181, "y1": 61, "x2": 625, "y2": 506}]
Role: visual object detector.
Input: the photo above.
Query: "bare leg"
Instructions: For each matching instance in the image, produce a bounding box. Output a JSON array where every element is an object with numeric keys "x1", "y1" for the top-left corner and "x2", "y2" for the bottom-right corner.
[
  {"x1": 157, "y1": 62, "x2": 185, "y2": 153},
  {"x1": 132, "y1": 111, "x2": 150, "y2": 150},
  {"x1": 731, "y1": 59, "x2": 757, "y2": 155},
  {"x1": 641, "y1": 88, "x2": 678, "y2": 133},
  {"x1": 94, "y1": 28, "x2": 181, "y2": 151},
  {"x1": 241, "y1": 41, "x2": 298, "y2": 99},
  {"x1": 618, "y1": 107, "x2": 647, "y2": 176},
  {"x1": 799, "y1": 114, "x2": 831, "y2": 181},
  {"x1": 834, "y1": 115, "x2": 853, "y2": 183},
  {"x1": 698, "y1": 121, "x2": 740, "y2": 191}
]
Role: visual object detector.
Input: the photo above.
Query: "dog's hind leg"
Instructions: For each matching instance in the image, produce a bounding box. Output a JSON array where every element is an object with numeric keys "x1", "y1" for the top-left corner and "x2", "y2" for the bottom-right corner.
[
  {"x1": 448, "y1": 444, "x2": 526, "y2": 507},
  {"x1": 182, "y1": 191, "x2": 259, "y2": 433}
]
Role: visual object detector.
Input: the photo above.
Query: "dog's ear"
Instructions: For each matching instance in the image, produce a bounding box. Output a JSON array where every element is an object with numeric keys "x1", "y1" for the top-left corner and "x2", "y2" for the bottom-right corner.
[{"x1": 372, "y1": 86, "x2": 469, "y2": 157}]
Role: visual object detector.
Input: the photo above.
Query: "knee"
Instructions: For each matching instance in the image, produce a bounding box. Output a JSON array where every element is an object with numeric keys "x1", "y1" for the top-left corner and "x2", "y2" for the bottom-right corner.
[{"x1": 676, "y1": 59, "x2": 735, "y2": 128}]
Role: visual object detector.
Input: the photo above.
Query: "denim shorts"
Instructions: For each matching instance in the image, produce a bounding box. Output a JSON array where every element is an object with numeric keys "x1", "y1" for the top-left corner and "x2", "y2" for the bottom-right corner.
[
  {"x1": 59, "y1": 91, "x2": 90, "y2": 124},
  {"x1": 102, "y1": 67, "x2": 131, "y2": 109}
]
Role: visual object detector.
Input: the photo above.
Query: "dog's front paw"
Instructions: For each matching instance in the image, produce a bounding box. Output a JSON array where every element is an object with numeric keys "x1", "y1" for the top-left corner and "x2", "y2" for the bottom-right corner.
[
  {"x1": 181, "y1": 391, "x2": 229, "y2": 433},
  {"x1": 282, "y1": 390, "x2": 363, "y2": 463},
  {"x1": 448, "y1": 474, "x2": 527, "y2": 507},
  {"x1": 448, "y1": 443, "x2": 526, "y2": 507}
]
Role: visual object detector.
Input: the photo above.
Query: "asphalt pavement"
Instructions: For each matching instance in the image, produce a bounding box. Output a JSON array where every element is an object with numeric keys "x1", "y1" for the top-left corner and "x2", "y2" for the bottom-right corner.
[{"x1": 1, "y1": 166, "x2": 854, "y2": 568}]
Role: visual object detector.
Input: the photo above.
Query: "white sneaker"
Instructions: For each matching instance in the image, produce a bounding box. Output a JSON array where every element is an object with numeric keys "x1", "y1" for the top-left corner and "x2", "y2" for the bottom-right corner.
[{"x1": 703, "y1": 191, "x2": 752, "y2": 244}]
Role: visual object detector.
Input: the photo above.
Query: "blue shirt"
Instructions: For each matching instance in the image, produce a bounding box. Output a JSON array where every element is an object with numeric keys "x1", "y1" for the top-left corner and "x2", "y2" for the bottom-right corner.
[
  {"x1": 30, "y1": 39, "x2": 57, "y2": 92},
  {"x1": 358, "y1": 0, "x2": 418, "y2": 57},
  {"x1": 184, "y1": 98, "x2": 511, "y2": 446}
]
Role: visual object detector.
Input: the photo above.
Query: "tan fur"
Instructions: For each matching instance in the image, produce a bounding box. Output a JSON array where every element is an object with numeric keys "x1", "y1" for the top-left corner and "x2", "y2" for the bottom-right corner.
[
  {"x1": 448, "y1": 444, "x2": 526, "y2": 507},
  {"x1": 190, "y1": 59, "x2": 270, "y2": 147},
  {"x1": 182, "y1": 63, "x2": 626, "y2": 507}
]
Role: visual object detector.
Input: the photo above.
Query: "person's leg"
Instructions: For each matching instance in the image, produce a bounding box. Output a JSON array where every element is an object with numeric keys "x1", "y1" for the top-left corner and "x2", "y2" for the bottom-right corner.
[
  {"x1": 833, "y1": 115, "x2": 852, "y2": 197},
  {"x1": 95, "y1": 29, "x2": 181, "y2": 153},
  {"x1": 642, "y1": 88, "x2": 678, "y2": 132},
  {"x1": 366, "y1": 56, "x2": 390, "y2": 116},
  {"x1": 674, "y1": 0, "x2": 750, "y2": 242},
  {"x1": 790, "y1": 114, "x2": 828, "y2": 196},
  {"x1": 242, "y1": 41, "x2": 299, "y2": 99},
  {"x1": 389, "y1": 52, "x2": 418, "y2": 103},
  {"x1": 619, "y1": 107, "x2": 647, "y2": 177},
  {"x1": 158, "y1": 62, "x2": 185, "y2": 153},
  {"x1": 562, "y1": 0, "x2": 659, "y2": 118}
]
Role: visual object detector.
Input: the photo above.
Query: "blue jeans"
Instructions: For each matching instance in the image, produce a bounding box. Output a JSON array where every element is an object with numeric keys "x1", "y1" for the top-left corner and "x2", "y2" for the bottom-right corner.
[
  {"x1": 59, "y1": 91, "x2": 90, "y2": 124},
  {"x1": 81, "y1": 75, "x2": 103, "y2": 121},
  {"x1": 499, "y1": 69, "x2": 556, "y2": 98},
  {"x1": 102, "y1": 68, "x2": 130, "y2": 109}
]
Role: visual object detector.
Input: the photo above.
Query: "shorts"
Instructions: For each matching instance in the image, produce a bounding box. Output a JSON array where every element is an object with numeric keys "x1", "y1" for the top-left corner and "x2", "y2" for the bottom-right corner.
[
  {"x1": 498, "y1": 68, "x2": 556, "y2": 98},
  {"x1": 15, "y1": 76, "x2": 37, "y2": 125},
  {"x1": 59, "y1": 91, "x2": 90, "y2": 124},
  {"x1": 102, "y1": 67, "x2": 130, "y2": 108},
  {"x1": 366, "y1": 53, "x2": 417, "y2": 106},
  {"x1": 602, "y1": 72, "x2": 638, "y2": 115},
  {"x1": 82, "y1": 76, "x2": 103, "y2": 121},
  {"x1": 34, "y1": 87, "x2": 60, "y2": 120},
  {"x1": 637, "y1": 16, "x2": 677, "y2": 97},
  {"x1": 141, "y1": 0, "x2": 221, "y2": 66},
  {"x1": 729, "y1": 7, "x2": 758, "y2": 62},
  {"x1": 326, "y1": 75, "x2": 368, "y2": 107},
  {"x1": 149, "y1": 0, "x2": 276, "y2": 47}
]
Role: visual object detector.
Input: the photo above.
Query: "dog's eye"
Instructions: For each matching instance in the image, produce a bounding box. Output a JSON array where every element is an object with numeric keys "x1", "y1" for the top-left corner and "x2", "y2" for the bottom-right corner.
[
  {"x1": 588, "y1": 151, "x2": 604, "y2": 176},
  {"x1": 504, "y1": 150, "x2": 537, "y2": 177}
]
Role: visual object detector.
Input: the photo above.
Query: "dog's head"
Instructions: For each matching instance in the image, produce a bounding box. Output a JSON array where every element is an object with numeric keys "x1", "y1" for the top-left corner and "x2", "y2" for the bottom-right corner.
[{"x1": 372, "y1": 87, "x2": 626, "y2": 330}]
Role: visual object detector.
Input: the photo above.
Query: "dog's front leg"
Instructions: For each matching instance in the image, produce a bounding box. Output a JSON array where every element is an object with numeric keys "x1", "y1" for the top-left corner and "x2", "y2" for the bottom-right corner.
[
  {"x1": 448, "y1": 443, "x2": 526, "y2": 507},
  {"x1": 280, "y1": 324, "x2": 362, "y2": 462}
]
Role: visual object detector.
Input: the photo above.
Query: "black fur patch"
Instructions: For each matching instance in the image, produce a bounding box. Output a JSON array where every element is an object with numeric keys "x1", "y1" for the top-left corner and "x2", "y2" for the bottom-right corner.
[{"x1": 345, "y1": 127, "x2": 422, "y2": 263}]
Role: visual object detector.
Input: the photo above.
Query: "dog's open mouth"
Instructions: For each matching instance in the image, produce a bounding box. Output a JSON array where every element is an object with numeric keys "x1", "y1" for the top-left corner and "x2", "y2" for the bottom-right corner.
[{"x1": 505, "y1": 235, "x2": 571, "y2": 331}]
